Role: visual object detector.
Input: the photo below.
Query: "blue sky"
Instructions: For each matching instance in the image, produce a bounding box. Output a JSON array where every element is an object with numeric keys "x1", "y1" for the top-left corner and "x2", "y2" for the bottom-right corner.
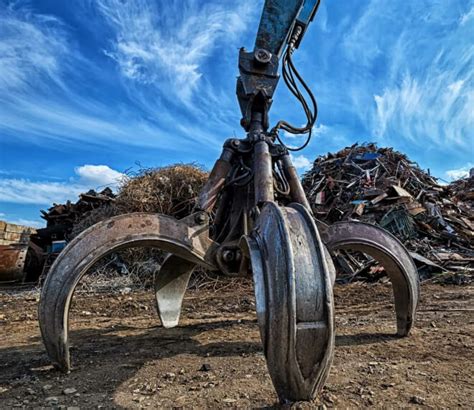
[{"x1": 0, "y1": 0, "x2": 473, "y2": 228}]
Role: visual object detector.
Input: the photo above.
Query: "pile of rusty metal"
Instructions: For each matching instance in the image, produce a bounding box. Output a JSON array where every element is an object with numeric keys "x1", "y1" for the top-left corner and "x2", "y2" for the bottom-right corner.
[
  {"x1": 32, "y1": 188, "x2": 116, "y2": 247},
  {"x1": 302, "y1": 143, "x2": 473, "y2": 283},
  {"x1": 13, "y1": 188, "x2": 117, "y2": 282}
]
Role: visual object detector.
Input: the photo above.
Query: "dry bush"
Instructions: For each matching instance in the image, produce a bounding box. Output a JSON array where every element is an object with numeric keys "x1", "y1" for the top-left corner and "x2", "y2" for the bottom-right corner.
[
  {"x1": 72, "y1": 164, "x2": 210, "y2": 292},
  {"x1": 116, "y1": 164, "x2": 208, "y2": 218},
  {"x1": 72, "y1": 164, "x2": 208, "y2": 236}
]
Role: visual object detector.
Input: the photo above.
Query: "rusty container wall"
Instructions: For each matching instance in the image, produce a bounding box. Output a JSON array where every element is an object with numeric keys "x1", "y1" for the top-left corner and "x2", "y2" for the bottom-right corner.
[
  {"x1": 0, "y1": 244, "x2": 29, "y2": 281},
  {"x1": 0, "y1": 221, "x2": 36, "y2": 282}
]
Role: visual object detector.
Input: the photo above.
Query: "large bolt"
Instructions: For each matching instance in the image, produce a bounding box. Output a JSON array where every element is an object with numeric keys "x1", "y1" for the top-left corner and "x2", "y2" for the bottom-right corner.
[
  {"x1": 222, "y1": 249, "x2": 235, "y2": 262},
  {"x1": 254, "y1": 48, "x2": 272, "y2": 64},
  {"x1": 194, "y1": 212, "x2": 207, "y2": 225}
]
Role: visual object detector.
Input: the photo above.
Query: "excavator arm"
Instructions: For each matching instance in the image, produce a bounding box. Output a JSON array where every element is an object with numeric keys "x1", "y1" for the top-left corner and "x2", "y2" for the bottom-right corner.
[
  {"x1": 255, "y1": 0, "x2": 320, "y2": 57},
  {"x1": 237, "y1": 0, "x2": 320, "y2": 131}
]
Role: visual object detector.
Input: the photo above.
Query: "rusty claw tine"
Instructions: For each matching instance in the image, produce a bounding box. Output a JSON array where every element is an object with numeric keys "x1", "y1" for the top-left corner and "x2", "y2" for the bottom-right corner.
[
  {"x1": 38, "y1": 212, "x2": 214, "y2": 372},
  {"x1": 320, "y1": 221, "x2": 419, "y2": 336},
  {"x1": 244, "y1": 202, "x2": 335, "y2": 402},
  {"x1": 155, "y1": 254, "x2": 196, "y2": 328}
]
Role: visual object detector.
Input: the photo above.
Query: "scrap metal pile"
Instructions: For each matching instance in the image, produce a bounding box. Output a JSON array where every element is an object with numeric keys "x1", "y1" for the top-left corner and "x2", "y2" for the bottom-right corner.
[
  {"x1": 302, "y1": 143, "x2": 473, "y2": 283},
  {"x1": 33, "y1": 188, "x2": 115, "y2": 246}
]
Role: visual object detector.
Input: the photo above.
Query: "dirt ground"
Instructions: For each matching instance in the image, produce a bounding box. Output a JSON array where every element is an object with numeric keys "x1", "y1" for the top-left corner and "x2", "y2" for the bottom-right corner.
[{"x1": 0, "y1": 281, "x2": 472, "y2": 408}]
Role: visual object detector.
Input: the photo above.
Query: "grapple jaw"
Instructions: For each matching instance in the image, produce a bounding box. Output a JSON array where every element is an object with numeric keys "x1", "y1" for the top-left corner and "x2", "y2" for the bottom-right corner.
[
  {"x1": 38, "y1": 212, "x2": 217, "y2": 372},
  {"x1": 242, "y1": 202, "x2": 335, "y2": 401},
  {"x1": 38, "y1": 142, "x2": 419, "y2": 404},
  {"x1": 319, "y1": 221, "x2": 419, "y2": 336}
]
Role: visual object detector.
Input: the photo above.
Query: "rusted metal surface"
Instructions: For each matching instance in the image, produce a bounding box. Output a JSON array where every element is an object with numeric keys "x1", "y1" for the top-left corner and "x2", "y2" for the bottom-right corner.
[
  {"x1": 0, "y1": 244, "x2": 29, "y2": 282},
  {"x1": 155, "y1": 254, "x2": 196, "y2": 328},
  {"x1": 0, "y1": 221, "x2": 37, "y2": 281},
  {"x1": 244, "y1": 202, "x2": 334, "y2": 401},
  {"x1": 38, "y1": 212, "x2": 217, "y2": 372},
  {"x1": 197, "y1": 147, "x2": 234, "y2": 212},
  {"x1": 255, "y1": 0, "x2": 303, "y2": 58},
  {"x1": 280, "y1": 153, "x2": 312, "y2": 211},
  {"x1": 320, "y1": 221, "x2": 419, "y2": 336},
  {"x1": 254, "y1": 140, "x2": 274, "y2": 204}
]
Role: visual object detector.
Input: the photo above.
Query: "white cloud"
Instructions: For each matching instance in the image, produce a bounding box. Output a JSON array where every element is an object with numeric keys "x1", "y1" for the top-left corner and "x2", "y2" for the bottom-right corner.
[
  {"x1": 0, "y1": 3, "x2": 169, "y2": 149},
  {"x1": 460, "y1": 6, "x2": 474, "y2": 26},
  {"x1": 445, "y1": 164, "x2": 473, "y2": 181},
  {"x1": 282, "y1": 124, "x2": 329, "y2": 140},
  {"x1": 97, "y1": 0, "x2": 254, "y2": 102},
  {"x1": 291, "y1": 155, "x2": 312, "y2": 171},
  {"x1": 0, "y1": 165, "x2": 125, "y2": 205},
  {"x1": 373, "y1": 72, "x2": 473, "y2": 147},
  {"x1": 312, "y1": 123, "x2": 329, "y2": 137},
  {"x1": 0, "y1": 4, "x2": 68, "y2": 92},
  {"x1": 75, "y1": 165, "x2": 125, "y2": 187},
  {"x1": 342, "y1": 1, "x2": 474, "y2": 150},
  {"x1": 0, "y1": 1, "x2": 251, "y2": 152},
  {"x1": 0, "y1": 179, "x2": 83, "y2": 205}
]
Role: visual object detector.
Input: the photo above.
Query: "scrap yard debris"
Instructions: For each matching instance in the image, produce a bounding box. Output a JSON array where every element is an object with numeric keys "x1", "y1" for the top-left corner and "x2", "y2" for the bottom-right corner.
[
  {"x1": 1, "y1": 156, "x2": 472, "y2": 285},
  {"x1": 302, "y1": 143, "x2": 473, "y2": 283},
  {"x1": 36, "y1": 188, "x2": 116, "y2": 244},
  {"x1": 0, "y1": 165, "x2": 208, "y2": 283}
]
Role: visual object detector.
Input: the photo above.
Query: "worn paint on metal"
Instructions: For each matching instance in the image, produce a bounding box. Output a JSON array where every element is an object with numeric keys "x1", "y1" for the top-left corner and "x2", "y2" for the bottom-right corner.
[
  {"x1": 321, "y1": 221, "x2": 420, "y2": 336},
  {"x1": 255, "y1": 0, "x2": 303, "y2": 57},
  {"x1": 0, "y1": 244, "x2": 29, "y2": 281}
]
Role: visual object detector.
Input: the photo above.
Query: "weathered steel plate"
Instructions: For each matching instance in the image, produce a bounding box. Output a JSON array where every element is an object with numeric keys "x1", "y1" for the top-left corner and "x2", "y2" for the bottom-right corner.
[
  {"x1": 0, "y1": 244, "x2": 28, "y2": 282},
  {"x1": 245, "y1": 202, "x2": 335, "y2": 402},
  {"x1": 155, "y1": 254, "x2": 196, "y2": 328},
  {"x1": 38, "y1": 212, "x2": 215, "y2": 372},
  {"x1": 320, "y1": 221, "x2": 419, "y2": 336}
]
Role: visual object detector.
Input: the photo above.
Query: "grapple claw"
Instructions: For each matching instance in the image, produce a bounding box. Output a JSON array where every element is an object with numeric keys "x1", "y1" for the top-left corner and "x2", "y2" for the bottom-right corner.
[
  {"x1": 155, "y1": 254, "x2": 196, "y2": 328},
  {"x1": 320, "y1": 221, "x2": 419, "y2": 336},
  {"x1": 38, "y1": 212, "x2": 215, "y2": 372},
  {"x1": 244, "y1": 202, "x2": 335, "y2": 402}
]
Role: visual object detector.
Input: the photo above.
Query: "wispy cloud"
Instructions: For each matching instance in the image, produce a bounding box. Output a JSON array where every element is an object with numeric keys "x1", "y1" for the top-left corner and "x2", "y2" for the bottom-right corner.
[
  {"x1": 0, "y1": 0, "x2": 257, "y2": 155},
  {"x1": 291, "y1": 154, "x2": 312, "y2": 171},
  {"x1": 341, "y1": 0, "x2": 473, "y2": 150},
  {"x1": 373, "y1": 72, "x2": 473, "y2": 147},
  {"x1": 0, "y1": 165, "x2": 125, "y2": 205},
  {"x1": 97, "y1": 0, "x2": 255, "y2": 103},
  {"x1": 460, "y1": 6, "x2": 474, "y2": 25},
  {"x1": 445, "y1": 163, "x2": 473, "y2": 181},
  {"x1": 0, "y1": 3, "x2": 68, "y2": 92},
  {"x1": 0, "y1": 2, "x2": 168, "y2": 149}
]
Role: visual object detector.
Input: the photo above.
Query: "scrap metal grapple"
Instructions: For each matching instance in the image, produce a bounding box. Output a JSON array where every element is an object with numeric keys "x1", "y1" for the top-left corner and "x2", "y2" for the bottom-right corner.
[{"x1": 39, "y1": 0, "x2": 419, "y2": 402}]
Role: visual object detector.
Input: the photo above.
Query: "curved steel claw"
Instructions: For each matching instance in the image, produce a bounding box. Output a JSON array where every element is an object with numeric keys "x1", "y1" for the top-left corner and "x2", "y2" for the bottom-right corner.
[
  {"x1": 155, "y1": 254, "x2": 196, "y2": 328},
  {"x1": 243, "y1": 202, "x2": 335, "y2": 402},
  {"x1": 38, "y1": 212, "x2": 215, "y2": 372},
  {"x1": 320, "y1": 221, "x2": 419, "y2": 336}
]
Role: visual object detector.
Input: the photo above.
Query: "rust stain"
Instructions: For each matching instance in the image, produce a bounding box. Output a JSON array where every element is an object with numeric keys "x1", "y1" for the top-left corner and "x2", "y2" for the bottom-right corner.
[{"x1": 0, "y1": 244, "x2": 28, "y2": 281}]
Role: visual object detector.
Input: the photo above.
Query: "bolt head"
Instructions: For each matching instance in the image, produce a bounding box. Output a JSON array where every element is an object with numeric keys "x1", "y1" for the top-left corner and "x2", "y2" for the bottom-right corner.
[
  {"x1": 222, "y1": 250, "x2": 235, "y2": 262},
  {"x1": 195, "y1": 212, "x2": 207, "y2": 224},
  {"x1": 254, "y1": 48, "x2": 272, "y2": 64}
]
